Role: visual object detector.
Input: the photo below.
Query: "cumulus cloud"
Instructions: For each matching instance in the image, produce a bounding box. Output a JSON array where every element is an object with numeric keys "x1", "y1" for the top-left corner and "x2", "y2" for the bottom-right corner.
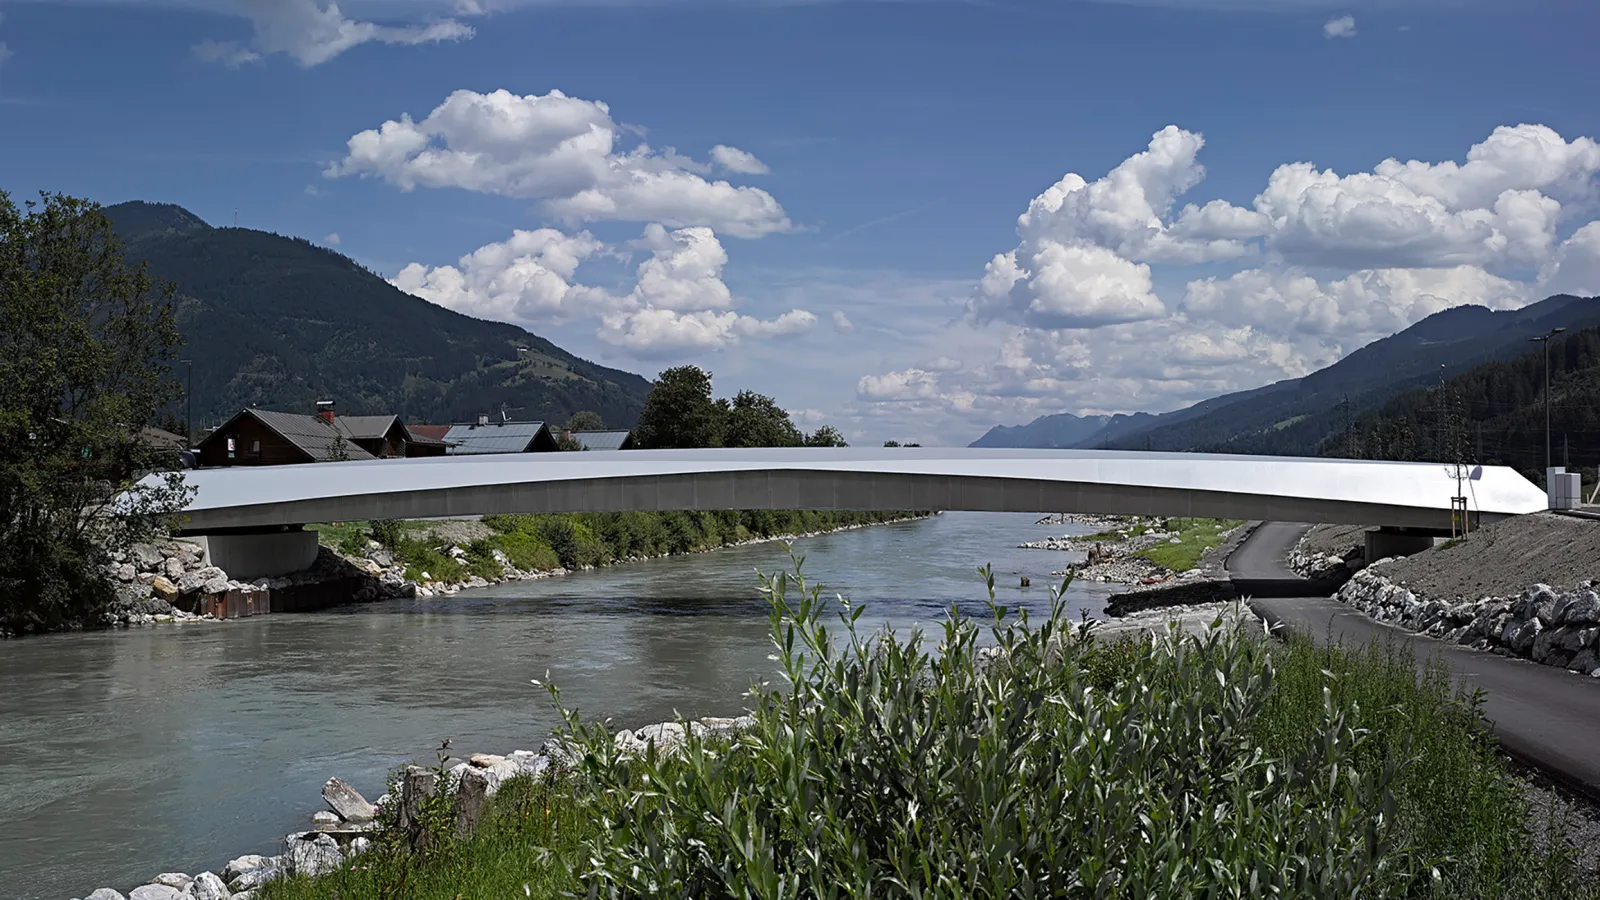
[
  {"x1": 1540, "y1": 222, "x2": 1600, "y2": 297},
  {"x1": 323, "y1": 232, "x2": 341, "y2": 246},
  {"x1": 390, "y1": 227, "x2": 608, "y2": 323},
  {"x1": 327, "y1": 88, "x2": 791, "y2": 237},
  {"x1": 855, "y1": 122, "x2": 1600, "y2": 442},
  {"x1": 710, "y1": 145, "x2": 770, "y2": 175},
  {"x1": 193, "y1": 0, "x2": 473, "y2": 68},
  {"x1": 393, "y1": 222, "x2": 815, "y2": 359},
  {"x1": 1323, "y1": 15, "x2": 1356, "y2": 38},
  {"x1": 832, "y1": 310, "x2": 855, "y2": 333}
]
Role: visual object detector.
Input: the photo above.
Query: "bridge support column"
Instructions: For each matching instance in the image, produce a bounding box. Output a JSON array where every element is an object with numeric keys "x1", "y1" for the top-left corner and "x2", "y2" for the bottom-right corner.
[
  {"x1": 1364, "y1": 527, "x2": 1440, "y2": 563},
  {"x1": 189, "y1": 528, "x2": 320, "y2": 580}
]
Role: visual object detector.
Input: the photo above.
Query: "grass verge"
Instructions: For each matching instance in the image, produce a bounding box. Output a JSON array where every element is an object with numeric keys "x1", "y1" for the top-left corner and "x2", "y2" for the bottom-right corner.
[{"x1": 1135, "y1": 517, "x2": 1247, "y2": 571}]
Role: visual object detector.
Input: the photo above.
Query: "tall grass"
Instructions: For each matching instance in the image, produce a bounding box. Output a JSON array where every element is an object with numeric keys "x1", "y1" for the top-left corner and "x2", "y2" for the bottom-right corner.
[{"x1": 263, "y1": 559, "x2": 1599, "y2": 899}]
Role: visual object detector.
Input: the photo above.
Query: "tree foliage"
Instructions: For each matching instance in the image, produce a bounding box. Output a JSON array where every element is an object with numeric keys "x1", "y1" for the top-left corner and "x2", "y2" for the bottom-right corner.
[
  {"x1": 634, "y1": 366, "x2": 848, "y2": 449},
  {"x1": 0, "y1": 192, "x2": 193, "y2": 633}
]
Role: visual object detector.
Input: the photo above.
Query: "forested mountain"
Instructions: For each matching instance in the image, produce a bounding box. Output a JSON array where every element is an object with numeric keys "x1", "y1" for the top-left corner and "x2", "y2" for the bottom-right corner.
[
  {"x1": 107, "y1": 201, "x2": 653, "y2": 430},
  {"x1": 1328, "y1": 325, "x2": 1600, "y2": 479},
  {"x1": 973, "y1": 293, "x2": 1600, "y2": 456},
  {"x1": 969, "y1": 411, "x2": 1156, "y2": 449}
]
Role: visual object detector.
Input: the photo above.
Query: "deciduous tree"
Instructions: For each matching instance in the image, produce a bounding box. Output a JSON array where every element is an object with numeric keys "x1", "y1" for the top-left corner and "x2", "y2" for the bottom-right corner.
[{"x1": 0, "y1": 192, "x2": 192, "y2": 633}]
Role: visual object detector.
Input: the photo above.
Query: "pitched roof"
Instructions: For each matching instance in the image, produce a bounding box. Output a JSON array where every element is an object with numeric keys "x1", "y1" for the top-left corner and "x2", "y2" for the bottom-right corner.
[
  {"x1": 570, "y1": 430, "x2": 634, "y2": 451},
  {"x1": 138, "y1": 426, "x2": 187, "y2": 450},
  {"x1": 240, "y1": 409, "x2": 379, "y2": 462},
  {"x1": 335, "y1": 415, "x2": 399, "y2": 441},
  {"x1": 406, "y1": 424, "x2": 452, "y2": 442},
  {"x1": 443, "y1": 420, "x2": 552, "y2": 455}
]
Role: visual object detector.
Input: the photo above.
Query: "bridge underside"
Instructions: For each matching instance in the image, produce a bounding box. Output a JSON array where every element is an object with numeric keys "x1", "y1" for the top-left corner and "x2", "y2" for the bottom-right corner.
[{"x1": 175, "y1": 467, "x2": 1521, "y2": 534}]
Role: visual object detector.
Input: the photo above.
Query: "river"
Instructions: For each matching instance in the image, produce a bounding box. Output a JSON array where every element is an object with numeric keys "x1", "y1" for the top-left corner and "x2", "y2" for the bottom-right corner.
[{"x1": 0, "y1": 512, "x2": 1114, "y2": 899}]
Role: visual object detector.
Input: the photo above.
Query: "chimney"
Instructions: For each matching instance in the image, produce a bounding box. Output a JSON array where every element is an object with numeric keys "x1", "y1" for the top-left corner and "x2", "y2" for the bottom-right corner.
[
  {"x1": 316, "y1": 400, "x2": 335, "y2": 425},
  {"x1": 477, "y1": 414, "x2": 489, "y2": 427}
]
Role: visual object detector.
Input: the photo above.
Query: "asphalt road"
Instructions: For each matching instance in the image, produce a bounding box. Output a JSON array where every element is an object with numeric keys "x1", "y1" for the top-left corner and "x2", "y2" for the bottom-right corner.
[{"x1": 1233, "y1": 521, "x2": 1600, "y2": 801}]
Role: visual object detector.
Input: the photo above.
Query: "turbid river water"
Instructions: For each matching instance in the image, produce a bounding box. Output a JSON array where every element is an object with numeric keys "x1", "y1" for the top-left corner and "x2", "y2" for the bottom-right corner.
[{"x1": 0, "y1": 512, "x2": 1115, "y2": 899}]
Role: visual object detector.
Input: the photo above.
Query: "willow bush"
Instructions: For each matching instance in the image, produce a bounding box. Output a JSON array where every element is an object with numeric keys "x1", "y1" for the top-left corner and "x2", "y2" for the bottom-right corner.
[{"x1": 550, "y1": 562, "x2": 1442, "y2": 899}]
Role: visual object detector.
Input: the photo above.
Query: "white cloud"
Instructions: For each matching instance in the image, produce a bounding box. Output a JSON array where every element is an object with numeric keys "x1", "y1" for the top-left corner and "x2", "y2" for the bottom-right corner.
[
  {"x1": 1323, "y1": 15, "x2": 1356, "y2": 38},
  {"x1": 328, "y1": 88, "x2": 792, "y2": 237},
  {"x1": 1180, "y1": 264, "x2": 1529, "y2": 339},
  {"x1": 857, "y1": 368, "x2": 943, "y2": 402},
  {"x1": 193, "y1": 0, "x2": 473, "y2": 68},
  {"x1": 831, "y1": 310, "x2": 855, "y2": 333},
  {"x1": 1540, "y1": 222, "x2": 1600, "y2": 297},
  {"x1": 393, "y1": 222, "x2": 816, "y2": 358},
  {"x1": 0, "y1": 43, "x2": 11, "y2": 68},
  {"x1": 390, "y1": 227, "x2": 608, "y2": 323},
  {"x1": 852, "y1": 122, "x2": 1600, "y2": 444},
  {"x1": 597, "y1": 308, "x2": 816, "y2": 358},
  {"x1": 710, "y1": 145, "x2": 770, "y2": 175},
  {"x1": 304, "y1": 184, "x2": 320, "y2": 196},
  {"x1": 323, "y1": 232, "x2": 341, "y2": 246}
]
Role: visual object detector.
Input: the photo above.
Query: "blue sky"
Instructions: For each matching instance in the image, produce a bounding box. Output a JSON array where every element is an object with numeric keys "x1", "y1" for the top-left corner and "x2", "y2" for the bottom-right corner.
[{"x1": 2, "y1": 0, "x2": 1599, "y2": 445}]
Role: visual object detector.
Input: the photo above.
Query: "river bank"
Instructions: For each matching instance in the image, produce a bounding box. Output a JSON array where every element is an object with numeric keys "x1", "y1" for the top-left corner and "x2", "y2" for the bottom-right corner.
[{"x1": 3, "y1": 511, "x2": 935, "y2": 639}]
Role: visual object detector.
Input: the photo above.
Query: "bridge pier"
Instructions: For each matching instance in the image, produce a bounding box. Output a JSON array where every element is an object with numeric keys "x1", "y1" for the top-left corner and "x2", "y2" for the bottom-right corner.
[
  {"x1": 187, "y1": 527, "x2": 320, "y2": 581},
  {"x1": 1364, "y1": 527, "x2": 1443, "y2": 563}
]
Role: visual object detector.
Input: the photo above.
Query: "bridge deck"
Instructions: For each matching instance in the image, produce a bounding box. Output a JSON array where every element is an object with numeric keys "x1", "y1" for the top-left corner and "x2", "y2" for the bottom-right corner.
[{"x1": 145, "y1": 447, "x2": 1549, "y2": 532}]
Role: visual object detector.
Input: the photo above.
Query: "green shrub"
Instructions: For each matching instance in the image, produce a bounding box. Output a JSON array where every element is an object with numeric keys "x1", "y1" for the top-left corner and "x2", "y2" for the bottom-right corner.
[
  {"x1": 491, "y1": 530, "x2": 561, "y2": 572},
  {"x1": 548, "y1": 564, "x2": 1423, "y2": 898}
]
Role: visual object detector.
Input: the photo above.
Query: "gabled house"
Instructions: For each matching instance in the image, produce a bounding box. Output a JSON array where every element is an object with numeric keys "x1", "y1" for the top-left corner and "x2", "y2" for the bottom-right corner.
[
  {"x1": 196, "y1": 401, "x2": 449, "y2": 466},
  {"x1": 442, "y1": 417, "x2": 558, "y2": 455},
  {"x1": 565, "y1": 429, "x2": 635, "y2": 451},
  {"x1": 197, "y1": 407, "x2": 379, "y2": 467}
]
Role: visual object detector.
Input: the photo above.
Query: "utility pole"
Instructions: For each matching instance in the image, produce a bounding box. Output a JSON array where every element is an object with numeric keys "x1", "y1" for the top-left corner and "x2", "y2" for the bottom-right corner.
[
  {"x1": 1531, "y1": 327, "x2": 1565, "y2": 475},
  {"x1": 180, "y1": 359, "x2": 193, "y2": 449}
]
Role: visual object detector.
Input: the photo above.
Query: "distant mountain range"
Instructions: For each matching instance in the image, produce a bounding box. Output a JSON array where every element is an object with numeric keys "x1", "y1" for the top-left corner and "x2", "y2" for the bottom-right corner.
[
  {"x1": 970, "y1": 293, "x2": 1600, "y2": 458},
  {"x1": 107, "y1": 201, "x2": 652, "y2": 431}
]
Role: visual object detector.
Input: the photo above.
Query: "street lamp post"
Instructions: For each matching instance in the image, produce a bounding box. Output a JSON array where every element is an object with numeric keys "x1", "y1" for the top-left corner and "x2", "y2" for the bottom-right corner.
[
  {"x1": 180, "y1": 359, "x2": 193, "y2": 449},
  {"x1": 1530, "y1": 328, "x2": 1566, "y2": 475}
]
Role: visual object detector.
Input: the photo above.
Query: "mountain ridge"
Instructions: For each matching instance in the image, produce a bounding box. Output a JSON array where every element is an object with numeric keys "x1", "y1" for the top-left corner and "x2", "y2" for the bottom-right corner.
[
  {"x1": 971, "y1": 294, "x2": 1600, "y2": 454},
  {"x1": 105, "y1": 200, "x2": 653, "y2": 430}
]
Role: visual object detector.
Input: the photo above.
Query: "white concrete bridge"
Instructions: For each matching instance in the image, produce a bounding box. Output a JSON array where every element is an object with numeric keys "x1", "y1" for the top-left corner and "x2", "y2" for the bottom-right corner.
[{"x1": 143, "y1": 448, "x2": 1546, "y2": 577}]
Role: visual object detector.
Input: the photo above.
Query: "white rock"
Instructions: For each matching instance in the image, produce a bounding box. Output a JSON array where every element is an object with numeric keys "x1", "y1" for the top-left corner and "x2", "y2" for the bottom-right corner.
[
  {"x1": 311, "y1": 810, "x2": 340, "y2": 826},
  {"x1": 129, "y1": 887, "x2": 186, "y2": 900},
  {"x1": 285, "y1": 832, "x2": 344, "y2": 877},
  {"x1": 350, "y1": 836, "x2": 372, "y2": 856},
  {"x1": 322, "y1": 776, "x2": 377, "y2": 822},
  {"x1": 634, "y1": 722, "x2": 687, "y2": 753},
  {"x1": 203, "y1": 575, "x2": 231, "y2": 595},
  {"x1": 150, "y1": 874, "x2": 192, "y2": 890},
  {"x1": 190, "y1": 871, "x2": 230, "y2": 900},
  {"x1": 222, "y1": 856, "x2": 271, "y2": 882},
  {"x1": 86, "y1": 891, "x2": 127, "y2": 900}
]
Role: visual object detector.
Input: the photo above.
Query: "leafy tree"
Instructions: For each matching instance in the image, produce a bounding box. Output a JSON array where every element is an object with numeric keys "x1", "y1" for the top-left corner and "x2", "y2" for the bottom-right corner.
[
  {"x1": 884, "y1": 440, "x2": 901, "y2": 447},
  {"x1": 0, "y1": 192, "x2": 193, "y2": 633},
  {"x1": 634, "y1": 366, "x2": 726, "y2": 449},
  {"x1": 804, "y1": 425, "x2": 848, "y2": 447},
  {"x1": 722, "y1": 389, "x2": 803, "y2": 448},
  {"x1": 566, "y1": 410, "x2": 605, "y2": 432}
]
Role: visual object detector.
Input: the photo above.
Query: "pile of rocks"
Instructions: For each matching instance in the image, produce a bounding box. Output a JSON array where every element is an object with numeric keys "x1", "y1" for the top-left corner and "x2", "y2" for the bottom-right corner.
[
  {"x1": 102, "y1": 541, "x2": 222, "y2": 627},
  {"x1": 1287, "y1": 541, "x2": 1365, "y2": 582},
  {"x1": 1335, "y1": 566, "x2": 1600, "y2": 675},
  {"x1": 74, "y1": 714, "x2": 758, "y2": 899}
]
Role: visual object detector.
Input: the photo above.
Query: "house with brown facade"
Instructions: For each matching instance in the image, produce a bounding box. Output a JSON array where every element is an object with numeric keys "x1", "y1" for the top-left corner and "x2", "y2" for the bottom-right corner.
[{"x1": 197, "y1": 403, "x2": 447, "y2": 467}]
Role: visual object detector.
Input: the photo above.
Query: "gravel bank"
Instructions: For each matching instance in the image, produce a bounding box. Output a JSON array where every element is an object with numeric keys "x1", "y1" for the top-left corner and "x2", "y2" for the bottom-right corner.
[{"x1": 1383, "y1": 513, "x2": 1600, "y2": 601}]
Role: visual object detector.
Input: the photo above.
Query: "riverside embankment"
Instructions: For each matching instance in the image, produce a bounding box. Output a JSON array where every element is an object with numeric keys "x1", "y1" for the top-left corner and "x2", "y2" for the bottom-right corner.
[{"x1": 3, "y1": 511, "x2": 1124, "y2": 900}]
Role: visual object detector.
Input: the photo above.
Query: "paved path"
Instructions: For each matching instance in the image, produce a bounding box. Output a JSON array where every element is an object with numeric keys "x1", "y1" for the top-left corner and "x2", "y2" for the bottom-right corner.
[{"x1": 1234, "y1": 522, "x2": 1600, "y2": 801}]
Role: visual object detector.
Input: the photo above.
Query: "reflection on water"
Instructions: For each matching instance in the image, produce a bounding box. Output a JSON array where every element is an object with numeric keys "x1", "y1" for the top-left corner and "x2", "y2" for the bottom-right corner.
[{"x1": 0, "y1": 512, "x2": 1105, "y2": 898}]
